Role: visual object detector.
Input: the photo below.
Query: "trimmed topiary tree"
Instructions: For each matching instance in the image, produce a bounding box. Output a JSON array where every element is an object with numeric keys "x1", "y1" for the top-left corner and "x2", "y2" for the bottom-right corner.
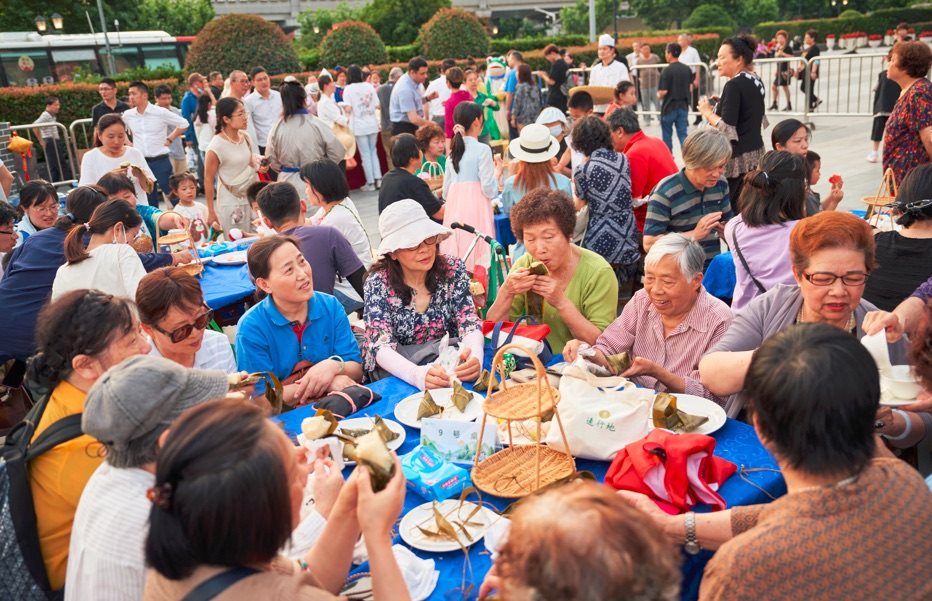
[
  {"x1": 418, "y1": 8, "x2": 490, "y2": 59},
  {"x1": 184, "y1": 14, "x2": 300, "y2": 76},
  {"x1": 319, "y1": 21, "x2": 388, "y2": 67},
  {"x1": 684, "y1": 5, "x2": 737, "y2": 30}
]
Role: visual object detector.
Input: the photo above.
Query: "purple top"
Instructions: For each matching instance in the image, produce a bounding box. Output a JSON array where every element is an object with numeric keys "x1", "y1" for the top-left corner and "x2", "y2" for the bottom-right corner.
[
  {"x1": 282, "y1": 224, "x2": 363, "y2": 295},
  {"x1": 723, "y1": 216, "x2": 799, "y2": 311},
  {"x1": 444, "y1": 90, "x2": 475, "y2": 139},
  {"x1": 911, "y1": 275, "x2": 932, "y2": 303}
]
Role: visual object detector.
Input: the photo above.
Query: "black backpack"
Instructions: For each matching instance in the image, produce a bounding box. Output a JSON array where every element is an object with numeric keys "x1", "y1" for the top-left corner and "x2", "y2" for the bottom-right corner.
[{"x1": 0, "y1": 389, "x2": 83, "y2": 600}]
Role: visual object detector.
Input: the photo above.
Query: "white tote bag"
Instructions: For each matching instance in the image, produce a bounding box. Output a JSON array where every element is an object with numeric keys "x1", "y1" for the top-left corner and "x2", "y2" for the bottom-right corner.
[{"x1": 544, "y1": 359, "x2": 652, "y2": 460}]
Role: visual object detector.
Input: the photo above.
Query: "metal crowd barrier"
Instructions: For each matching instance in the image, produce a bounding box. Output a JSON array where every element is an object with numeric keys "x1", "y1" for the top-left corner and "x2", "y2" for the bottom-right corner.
[{"x1": 8, "y1": 122, "x2": 78, "y2": 189}]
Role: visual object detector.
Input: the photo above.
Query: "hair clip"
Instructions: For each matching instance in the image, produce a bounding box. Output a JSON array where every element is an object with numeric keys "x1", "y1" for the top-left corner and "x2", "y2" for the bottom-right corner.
[
  {"x1": 84, "y1": 222, "x2": 91, "y2": 231},
  {"x1": 146, "y1": 482, "x2": 174, "y2": 511}
]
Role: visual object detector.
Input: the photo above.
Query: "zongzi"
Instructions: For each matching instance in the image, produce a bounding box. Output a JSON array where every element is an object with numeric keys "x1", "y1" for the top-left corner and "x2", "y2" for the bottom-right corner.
[
  {"x1": 526, "y1": 261, "x2": 549, "y2": 321},
  {"x1": 301, "y1": 408, "x2": 339, "y2": 440},
  {"x1": 417, "y1": 390, "x2": 442, "y2": 420},
  {"x1": 605, "y1": 352, "x2": 633, "y2": 376},
  {"x1": 372, "y1": 415, "x2": 400, "y2": 443},
  {"x1": 473, "y1": 369, "x2": 497, "y2": 393},
  {"x1": 352, "y1": 429, "x2": 396, "y2": 492},
  {"x1": 451, "y1": 381, "x2": 472, "y2": 413},
  {"x1": 652, "y1": 393, "x2": 709, "y2": 433}
]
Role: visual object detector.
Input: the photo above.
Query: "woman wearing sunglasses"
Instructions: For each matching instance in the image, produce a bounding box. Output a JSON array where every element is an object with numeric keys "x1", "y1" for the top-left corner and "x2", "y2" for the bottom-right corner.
[
  {"x1": 136, "y1": 267, "x2": 236, "y2": 372},
  {"x1": 699, "y1": 211, "x2": 910, "y2": 416},
  {"x1": 362, "y1": 199, "x2": 483, "y2": 390}
]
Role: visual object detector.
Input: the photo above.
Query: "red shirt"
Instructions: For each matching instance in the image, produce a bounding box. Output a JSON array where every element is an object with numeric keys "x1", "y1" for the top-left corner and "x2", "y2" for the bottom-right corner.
[
  {"x1": 622, "y1": 131, "x2": 678, "y2": 232},
  {"x1": 444, "y1": 90, "x2": 475, "y2": 139}
]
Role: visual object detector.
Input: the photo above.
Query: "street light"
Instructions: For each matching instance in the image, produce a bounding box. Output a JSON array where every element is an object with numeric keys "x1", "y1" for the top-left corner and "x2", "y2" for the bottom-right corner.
[
  {"x1": 492, "y1": 25, "x2": 498, "y2": 36},
  {"x1": 35, "y1": 15, "x2": 48, "y2": 33},
  {"x1": 51, "y1": 13, "x2": 64, "y2": 31},
  {"x1": 313, "y1": 24, "x2": 320, "y2": 35}
]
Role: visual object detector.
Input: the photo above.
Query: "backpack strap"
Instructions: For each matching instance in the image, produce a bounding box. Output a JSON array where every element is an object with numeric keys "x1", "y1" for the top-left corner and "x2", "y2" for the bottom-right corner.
[
  {"x1": 730, "y1": 230, "x2": 766, "y2": 295},
  {"x1": 180, "y1": 567, "x2": 261, "y2": 601},
  {"x1": 25, "y1": 414, "x2": 84, "y2": 460}
]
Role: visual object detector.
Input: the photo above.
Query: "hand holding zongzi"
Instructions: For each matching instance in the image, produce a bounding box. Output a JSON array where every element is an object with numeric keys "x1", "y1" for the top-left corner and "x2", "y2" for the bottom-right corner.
[{"x1": 356, "y1": 455, "x2": 406, "y2": 537}]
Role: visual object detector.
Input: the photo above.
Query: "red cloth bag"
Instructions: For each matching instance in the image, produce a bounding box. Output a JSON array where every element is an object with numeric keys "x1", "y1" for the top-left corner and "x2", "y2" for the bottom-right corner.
[{"x1": 605, "y1": 429, "x2": 737, "y2": 514}]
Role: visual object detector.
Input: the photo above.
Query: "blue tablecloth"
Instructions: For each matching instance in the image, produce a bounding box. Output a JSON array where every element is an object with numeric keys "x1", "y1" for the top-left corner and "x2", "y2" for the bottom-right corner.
[
  {"x1": 200, "y1": 262, "x2": 255, "y2": 309},
  {"x1": 704, "y1": 252, "x2": 736, "y2": 304},
  {"x1": 276, "y1": 377, "x2": 786, "y2": 601},
  {"x1": 494, "y1": 213, "x2": 516, "y2": 248}
]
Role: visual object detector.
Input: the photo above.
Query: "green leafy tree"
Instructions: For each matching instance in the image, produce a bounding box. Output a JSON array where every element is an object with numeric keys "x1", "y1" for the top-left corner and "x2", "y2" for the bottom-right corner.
[
  {"x1": 319, "y1": 21, "x2": 388, "y2": 67},
  {"x1": 560, "y1": 0, "x2": 618, "y2": 36},
  {"x1": 0, "y1": 0, "x2": 140, "y2": 34},
  {"x1": 361, "y1": 0, "x2": 451, "y2": 46},
  {"x1": 136, "y1": 0, "x2": 213, "y2": 36},
  {"x1": 419, "y1": 8, "x2": 490, "y2": 59},
  {"x1": 184, "y1": 14, "x2": 300, "y2": 76},
  {"x1": 684, "y1": 4, "x2": 736, "y2": 29},
  {"x1": 296, "y1": 2, "x2": 364, "y2": 50}
]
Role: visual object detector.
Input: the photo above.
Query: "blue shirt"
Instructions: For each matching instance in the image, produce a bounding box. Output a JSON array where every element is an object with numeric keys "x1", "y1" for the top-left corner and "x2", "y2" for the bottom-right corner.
[
  {"x1": 180, "y1": 91, "x2": 198, "y2": 144},
  {"x1": 504, "y1": 69, "x2": 518, "y2": 95},
  {"x1": 389, "y1": 73, "x2": 423, "y2": 123},
  {"x1": 235, "y1": 292, "x2": 362, "y2": 386}
]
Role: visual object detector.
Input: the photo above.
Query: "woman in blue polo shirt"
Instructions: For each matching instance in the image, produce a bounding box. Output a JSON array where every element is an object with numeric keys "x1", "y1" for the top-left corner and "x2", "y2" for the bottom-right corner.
[{"x1": 235, "y1": 235, "x2": 363, "y2": 407}]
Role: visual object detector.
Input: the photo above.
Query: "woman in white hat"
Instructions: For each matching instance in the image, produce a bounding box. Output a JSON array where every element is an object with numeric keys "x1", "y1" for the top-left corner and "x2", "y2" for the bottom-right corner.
[
  {"x1": 535, "y1": 107, "x2": 570, "y2": 163},
  {"x1": 362, "y1": 199, "x2": 484, "y2": 390},
  {"x1": 502, "y1": 124, "x2": 573, "y2": 260}
]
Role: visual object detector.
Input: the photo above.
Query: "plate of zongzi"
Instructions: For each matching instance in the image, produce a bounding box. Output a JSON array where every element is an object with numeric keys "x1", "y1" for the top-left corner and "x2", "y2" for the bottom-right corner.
[
  {"x1": 336, "y1": 417, "x2": 406, "y2": 460},
  {"x1": 399, "y1": 499, "x2": 496, "y2": 552},
  {"x1": 648, "y1": 393, "x2": 726, "y2": 435},
  {"x1": 394, "y1": 383, "x2": 484, "y2": 429}
]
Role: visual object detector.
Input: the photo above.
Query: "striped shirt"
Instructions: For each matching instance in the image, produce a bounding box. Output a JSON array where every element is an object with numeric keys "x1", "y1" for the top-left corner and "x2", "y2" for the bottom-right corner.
[
  {"x1": 645, "y1": 169, "x2": 733, "y2": 262},
  {"x1": 592, "y1": 287, "x2": 734, "y2": 406}
]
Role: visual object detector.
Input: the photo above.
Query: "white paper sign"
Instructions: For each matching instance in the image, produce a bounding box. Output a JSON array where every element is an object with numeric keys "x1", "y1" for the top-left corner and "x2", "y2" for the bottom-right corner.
[{"x1": 420, "y1": 417, "x2": 498, "y2": 464}]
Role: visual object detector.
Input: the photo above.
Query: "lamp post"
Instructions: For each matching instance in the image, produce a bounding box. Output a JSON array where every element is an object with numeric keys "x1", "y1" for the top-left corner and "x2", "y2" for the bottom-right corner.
[
  {"x1": 35, "y1": 15, "x2": 48, "y2": 33},
  {"x1": 51, "y1": 12, "x2": 64, "y2": 32}
]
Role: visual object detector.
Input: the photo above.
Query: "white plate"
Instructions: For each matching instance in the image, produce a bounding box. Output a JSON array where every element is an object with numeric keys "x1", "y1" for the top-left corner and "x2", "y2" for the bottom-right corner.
[
  {"x1": 394, "y1": 388, "x2": 483, "y2": 429},
  {"x1": 879, "y1": 379, "x2": 916, "y2": 407},
  {"x1": 211, "y1": 250, "x2": 248, "y2": 265},
  {"x1": 648, "y1": 393, "x2": 727, "y2": 435},
  {"x1": 297, "y1": 417, "x2": 406, "y2": 464},
  {"x1": 399, "y1": 500, "x2": 494, "y2": 552}
]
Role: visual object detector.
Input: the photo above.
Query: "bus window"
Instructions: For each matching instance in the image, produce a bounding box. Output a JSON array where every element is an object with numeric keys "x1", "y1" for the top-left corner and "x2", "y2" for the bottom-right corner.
[
  {"x1": 51, "y1": 48, "x2": 102, "y2": 82},
  {"x1": 0, "y1": 50, "x2": 53, "y2": 87},
  {"x1": 101, "y1": 45, "x2": 145, "y2": 72},
  {"x1": 140, "y1": 44, "x2": 181, "y2": 70}
]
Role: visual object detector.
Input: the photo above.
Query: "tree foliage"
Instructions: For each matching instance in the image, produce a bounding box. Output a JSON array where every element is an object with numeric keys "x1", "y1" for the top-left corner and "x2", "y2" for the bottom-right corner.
[
  {"x1": 684, "y1": 5, "x2": 736, "y2": 30},
  {"x1": 296, "y1": 2, "x2": 364, "y2": 50},
  {"x1": 184, "y1": 14, "x2": 300, "y2": 76},
  {"x1": 136, "y1": 0, "x2": 213, "y2": 36},
  {"x1": 418, "y1": 8, "x2": 490, "y2": 60},
  {"x1": 560, "y1": 0, "x2": 618, "y2": 36},
  {"x1": 361, "y1": 0, "x2": 451, "y2": 46},
  {"x1": 319, "y1": 21, "x2": 388, "y2": 67},
  {"x1": 0, "y1": 0, "x2": 140, "y2": 34}
]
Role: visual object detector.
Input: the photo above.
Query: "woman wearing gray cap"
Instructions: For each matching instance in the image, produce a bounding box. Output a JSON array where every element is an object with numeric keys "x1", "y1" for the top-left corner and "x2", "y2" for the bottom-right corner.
[{"x1": 362, "y1": 198, "x2": 483, "y2": 390}]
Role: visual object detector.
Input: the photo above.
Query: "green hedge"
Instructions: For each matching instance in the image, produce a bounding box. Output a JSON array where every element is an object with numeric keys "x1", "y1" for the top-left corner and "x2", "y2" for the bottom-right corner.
[
  {"x1": 387, "y1": 44, "x2": 421, "y2": 64},
  {"x1": 755, "y1": 7, "x2": 932, "y2": 41},
  {"x1": 419, "y1": 8, "x2": 490, "y2": 59},
  {"x1": 319, "y1": 20, "x2": 388, "y2": 67},
  {"x1": 489, "y1": 34, "x2": 589, "y2": 54},
  {"x1": 0, "y1": 79, "x2": 179, "y2": 133}
]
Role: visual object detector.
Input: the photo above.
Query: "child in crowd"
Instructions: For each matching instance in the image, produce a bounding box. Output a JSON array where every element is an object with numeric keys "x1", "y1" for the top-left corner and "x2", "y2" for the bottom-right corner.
[
  {"x1": 169, "y1": 173, "x2": 209, "y2": 224},
  {"x1": 805, "y1": 151, "x2": 844, "y2": 214},
  {"x1": 247, "y1": 180, "x2": 276, "y2": 236},
  {"x1": 557, "y1": 91, "x2": 594, "y2": 177},
  {"x1": 604, "y1": 81, "x2": 638, "y2": 119}
]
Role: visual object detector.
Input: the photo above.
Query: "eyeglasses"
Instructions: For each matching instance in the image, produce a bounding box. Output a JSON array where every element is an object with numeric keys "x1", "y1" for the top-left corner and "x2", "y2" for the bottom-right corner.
[
  {"x1": 886, "y1": 198, "x2": 932, "y2": 213},
  {"x1": 399, "y1": 235, "x2": 441, "y2": 252},
  {"x1": 32, "y1": 204, "x2": 60, "y2": 214},
  {"x1": 803, "y1": 271, "x2": 869, "y2": 286},
  {"x1": 0, "y1": 229, "x2": 15, "y2": 236},
  {"x1": 150, "y1": 305, "x2": 214, "y2": 343}
]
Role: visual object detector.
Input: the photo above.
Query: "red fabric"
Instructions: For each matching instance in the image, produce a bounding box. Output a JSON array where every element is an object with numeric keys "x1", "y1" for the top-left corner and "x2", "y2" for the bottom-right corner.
[
  {"x1": 623, "y1": 131, "x2": 678, "y2": 233},
  {"x1": 605, "y1": 429, "x2": 737, "y2": 514},
  {"x1": 481, "y1": 320, "x2": 550, "y2": 341}
]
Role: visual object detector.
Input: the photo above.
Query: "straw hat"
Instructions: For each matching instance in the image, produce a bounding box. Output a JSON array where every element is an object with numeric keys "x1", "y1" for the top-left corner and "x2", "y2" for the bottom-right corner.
[
  {"x1": 378, "y1": 199, "x2": 452, "y2": 255},
  {"x1": 508, "y1": 123, "x2": 560, "y2": 163},
  {"x1": 332, "y1": 123, "x2": 357, "y2": 159}
]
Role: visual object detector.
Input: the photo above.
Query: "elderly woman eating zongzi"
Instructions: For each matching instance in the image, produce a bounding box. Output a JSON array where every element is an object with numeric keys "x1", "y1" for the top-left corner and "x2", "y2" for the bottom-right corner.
[{"x1": 564, "y1": 234, "x2": 733, "y2": 405}]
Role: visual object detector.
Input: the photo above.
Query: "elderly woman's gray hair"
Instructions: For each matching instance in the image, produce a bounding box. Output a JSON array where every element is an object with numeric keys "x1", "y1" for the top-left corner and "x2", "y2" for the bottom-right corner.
[
  {"x1": 644, "y1": 234, "x2": 706, "y2": 280},
  {"x1": 682, "y1": 128, "x2": 732, "y2": 170},
  {"x1": 607, "y1": 108, "x2": 641, "y2": 135}
]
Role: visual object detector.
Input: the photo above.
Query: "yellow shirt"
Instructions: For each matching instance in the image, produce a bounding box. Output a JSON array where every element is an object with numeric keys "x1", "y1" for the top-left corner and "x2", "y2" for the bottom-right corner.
[{"x1": 29, "y1": 380, "x2": 104, "y2": 590}]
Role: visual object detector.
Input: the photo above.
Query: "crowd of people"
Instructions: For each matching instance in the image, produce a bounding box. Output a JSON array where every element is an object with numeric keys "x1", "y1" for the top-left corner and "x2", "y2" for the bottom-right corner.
[{"x1": 0, "y1": 25, "x2": 931, "y2": 601}]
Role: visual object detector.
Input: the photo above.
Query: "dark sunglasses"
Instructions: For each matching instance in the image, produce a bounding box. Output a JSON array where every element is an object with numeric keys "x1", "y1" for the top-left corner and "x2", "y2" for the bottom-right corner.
[{"x1": 150, "y1": 306, "x2": 214, "y2": 343}]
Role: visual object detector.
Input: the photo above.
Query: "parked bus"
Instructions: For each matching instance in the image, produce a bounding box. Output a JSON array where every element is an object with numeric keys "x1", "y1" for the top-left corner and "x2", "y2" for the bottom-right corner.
[{"x1": 0, "y1": 30, "x2": 192, "y2": 87}]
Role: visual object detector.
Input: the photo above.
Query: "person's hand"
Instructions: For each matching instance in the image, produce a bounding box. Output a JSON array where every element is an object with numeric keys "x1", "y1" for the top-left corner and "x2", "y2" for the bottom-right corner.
[
  {"x1": 312, "y1": 457, "x2": 344, "y2": 519},
  {"x1": 903, "y1": 389, "x2": 932, "y2": 413},
  {"x1": 425, "y1": 363, "x2": 451, "y2": 389},
  {"x1": 483, "y1": 98, "x2": 495, "y2": 107},
  {"x1": 170, "y1": 250, "x2": 196, "y2": 265},
  {"x1": 293, "y1": 360, "x2": 342, "y2": 404},
  {"x1": 454, "y1": 347, "x2": 481, "y2": 382},
  {"x1": 862, "y1": 310, "x2": 904, "y2": 342},
  {"x1": 873, "y1": 405, "x2": 905, "y2": 437},
  {"x1": 501, "y1": 267, "x2": 537, "y2": 297},
  {"x1": 563, "y1": 339, "x2": 585, "y2": 363},
  {"x1": 206, "y1": 209, "x2": 220, "y2": 229},
  {"x1": 697, "y1": 96, "x2": 712, "y2": 116},
  {"x1": 330, "y1": 373, "x2": 358, "y2": 391},
  {"x1": 691, "y1": 212, "x2": 723, "y2": 241},
  {"x1": 621, "y1": 356, "x2": 660, "y2": 379},
  {"x1": 343, "y1": 105, "x2": 353, "y2": 115},
  {"x1": 492, "y1": 155, "x2": 504, "y2": 179},
  {"x1": 531, "y1": 275, "x2": 567, "y2": 310},
  {"x1": 616, "y1": 490, "x2": 678, "y2": 542},
  {"x1": 130, "y1": 165, "x2": 149, "y2": 182},
  {"x1": 355, "y1": 455, "x2": 406, "y2": 540},
  {"x1": 478, "y1": 565, "x2": 503, "y2": 600},
  {"x1": 157, "y1": 212, "x2": 189, "y2": 231}
]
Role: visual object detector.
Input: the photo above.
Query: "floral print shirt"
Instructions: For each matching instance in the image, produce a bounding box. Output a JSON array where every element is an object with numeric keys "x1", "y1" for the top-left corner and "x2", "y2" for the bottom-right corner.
[
  {"x1": 883, "y1": 77, "x2": 932, "y2": 185},
  {"x1": 362, "y1": 255, "x2": 481, "y2": 372}
]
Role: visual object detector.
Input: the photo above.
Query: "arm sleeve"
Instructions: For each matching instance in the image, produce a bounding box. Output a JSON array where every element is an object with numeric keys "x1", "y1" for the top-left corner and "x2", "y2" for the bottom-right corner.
[
  {"x1": 684, "y1": 308, "x2": 734, "y2": 402},
  {"x1": 442, "y1": 158, "x2": 452, "y2": 200},
  {"x1": 911, "y1": 275, "x2": 932, "y2": 302},
  {"x1": 119, "y1": 247, "x2": 149, "y2": 300},
  {"x1": 450, "y1": 258, "x2": 482, "y2": 340},
  {"x1": 235, "y1": 317, "x2": 274, "y2": 374},
  {"x1": 627, "y1": 152, "x2": 649, "y2": 200},
  {"x1": 592, "y1": 302, "x2": 638, "y2": 356},
  {"x1": 706, "y1": 298, "x2": 767, "y2": 354},
  {"x1": 580, "y1": 263, "x2": 620, "y2": 331},
  {"x1": 718, "y1": 80, "x2": 742, "y2": 129},
  {"x1": 137, "y1": 251, "x2": 172, "y2": 272},
  {"x1": 327, "y1": 298, "x2": 362, "y2": 363},
  {"x1": 163, "y1": 106, "x2": 190, "y2": 129},
  {"x1": 731, "y1": 505, "x2": 764, "y2": 535},
  {"x1": 658, "y1": 69, "x2": 670, "y2": 92},
  {"x1": 477, "y1": 144, "x2": 498, "y2": 200},
  {"x1": 644, "y1": 192, "x2": 672, "y2": 236},
  {"x1": 346, "y1": 267, "x2": 365, "y2": 299},
  {"x1": 376, "y1": 346, "x2": 432, "y2": 390}
]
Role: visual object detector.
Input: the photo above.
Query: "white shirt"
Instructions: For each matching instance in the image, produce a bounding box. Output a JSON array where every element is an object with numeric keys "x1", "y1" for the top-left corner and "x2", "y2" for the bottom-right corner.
[
  {"x1": 426, "y1": 75, "x2": 451, "y2": 119},
  {"x1": 341, "y1": 83, "x2": 380, "y2": 136},
  {"x1": 309, "y1": 197, "x2": 373, "y2": 268},
  {"x1": 65, "y1": 464, "x2": 152, "y2": 601},
  {"x1": 589, "y1": 60, "x2": 630, "y2": 112},
  {"x1": 122, "y1": 103, "x2": 188, "y2": 158},
  {"x1": 51, "y1": 243, "x2": 147, "y2": 301},
  {"x1": 148, "y1": 329, "x2": 237, "y2": 372},
  {"x1": 680, "y1": 45, "x2": 702, "y2": 74},
  {"x1": 79, "y1": 146, "x2": 155, "y2": 207},
  {"x1": 244, "y1": 89, "x2": 283, "y2": 147},
  {"x1": 172, "y1": 201, "x2": 209, "y2": 223},
  {"x1": 317, "y1": 93, "x2": 347, "y2": 128}
]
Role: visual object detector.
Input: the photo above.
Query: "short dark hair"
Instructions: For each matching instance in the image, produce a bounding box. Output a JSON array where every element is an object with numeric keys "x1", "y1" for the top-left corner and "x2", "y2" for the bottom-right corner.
[
  {"x1": 391, "y1": 133, "x2": 421, "y2": 169},
  {"x1": 722, "y1": 33, "x2": 757, "y2": 66},
  {"x1": 892, "y1": 41, "x2": 932, "y2": 78},
  {"x1": 570, "y1": 115, "x2": 612, "y2": 157},
  {"x1": 510, "y1": 188, "x2": 577, "y2": 241},
  {"x1": 136, "y1": 266, "x2": 205, "y2": 325},
  {"x1": 318, "y1": 74, "x2": 333, "y2": 88},
  {"x1": 543, "y1": 44, "x2": 560, "y2": 56},
  {"x1": 894, "y1": 163, "x2": 932, "y2": 227},
  {"x1": 246, "y1": 235, "x2": 301, "y2": 284},
  {"x1": 510, "y1": 50, "x2": 524, "y2": 62},
  {"x1": 246, "y1": 181, "x2": 269, "y2": 205},
  {"x1": 347, "y1": 64, "x2": 364, "y2": 84},
  {"x1": 256, "y1": 182, "x2": 301, "y2": 227},
  {"x1": 446, "y1": 67, "x2": 464, "y2": 89},
  {"x1": 771, "y1": 118, "x2": 809, "y2": 149},
  {"x1": 100, "y1": 78, "x2": 117, "y2": 88},
  {"x1": 805, "y1": 150, "x2": 821, "y2": 182},
  {"x1": 248, "y1": 66, "x2": 267, "y2": 80},
  {"x1": 738, "y1": 150, "x2": 807, "y2": 227},
  {"x1": 746, "y1": 323, "x2": 879, "y2": 477},
  {"x1": 57, "y1": 185, "x2": 107, "y2": 232},
  {"x1": 568, "y1": 91, "x2": 593, "y2": 112},
  {"x1": 95, "y1": 172, "x2": 136, "y2": 198},
  {"x1": 805, "y1": 28, "x2": 818, "y2": 41},
  {"x1": 154, "y1": 84, "x2": 172, "y2": 98},
  {"x1": 408, "y1": 56, "x2": 428, "y2": 72},
  {"x1": 607, "y1": 107, "x2": 640, "y2": 134},
  {"x1": 45, "y1": 95, "x2": 59, "y2": 106},
  {"x1": 208, "y1": 70, "x2": 222, "y2": 81},
  {"x1": 440, "y1": 58, "x2": 456, "y2": 72},
  {"x1": 0, "y1": 200, "x2": 17, "y2": 227},
  {"x1": 666, "y1": 43, "x2": 681, "y2": 58},
  {"x1": 300, "y1": 159, "x2": 349, "y2": 203},
  {"x1": 279, "y1": 79, "x2": 307, "y2": 120},
  {"x1": 614, "y1": 80, "x2": 634, "y2": 98},
  {"x1": 17, "y1": 180, "x2": 57, "y2": 212},
  {"x1": 145, "y1": 399, "x2": 293, "y2": 580},
  {"x1": 169, "y1": 172, "x2": 197, "y2": 191},
  {"x1": 128, "y1": 80, "x2": 149, "y2": 95}
]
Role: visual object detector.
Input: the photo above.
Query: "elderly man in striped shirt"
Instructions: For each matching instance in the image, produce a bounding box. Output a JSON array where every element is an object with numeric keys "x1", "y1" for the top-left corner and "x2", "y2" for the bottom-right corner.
[{"x1": 564, "y1": 234, "x2": 734, "y2": 408}]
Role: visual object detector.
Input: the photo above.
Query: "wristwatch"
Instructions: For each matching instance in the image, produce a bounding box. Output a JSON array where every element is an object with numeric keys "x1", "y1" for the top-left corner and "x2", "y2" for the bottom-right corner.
[{"x1": 684, "y1": 512, "x2": 701, "y2": 555}]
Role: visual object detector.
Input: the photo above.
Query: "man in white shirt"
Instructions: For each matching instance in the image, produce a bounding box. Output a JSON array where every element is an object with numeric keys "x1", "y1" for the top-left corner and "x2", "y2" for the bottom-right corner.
[
  {"x1": 225, "y1": 69, "x2": 260, "y2": 144},
  {"x1": 678, "y1": 33, "x2": 703, "y2": 124},
  {"x1": 589, "y1": 34, "x2": 630, "y2": 114},
  {"x1": 425, "y1": 58, "x2": 455, "y2": 130},
  {"x1": 64, "y1": 356, "x2": 231, "y2": 601},
  {"x1": 122, "y1": 81, "x2": 188, "y2": 207},
  {"x1": 244, "y1": 66, "x2": 283, "y2": 154}
]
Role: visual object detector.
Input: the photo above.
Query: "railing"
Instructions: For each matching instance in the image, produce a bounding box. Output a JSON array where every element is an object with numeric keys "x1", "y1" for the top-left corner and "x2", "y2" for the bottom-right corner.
[{"x1": 8, "y1": 122, "x2": 78, "y2": 189}]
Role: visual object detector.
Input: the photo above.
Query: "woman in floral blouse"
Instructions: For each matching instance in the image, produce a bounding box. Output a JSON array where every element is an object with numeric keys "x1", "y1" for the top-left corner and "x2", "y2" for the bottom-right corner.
[
  {"x1": 882, "y1": 41, "x2": 932, "y2": 185},
  {"x1": 363, "y1": 199, "x2": 483, "y2": 390}
]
